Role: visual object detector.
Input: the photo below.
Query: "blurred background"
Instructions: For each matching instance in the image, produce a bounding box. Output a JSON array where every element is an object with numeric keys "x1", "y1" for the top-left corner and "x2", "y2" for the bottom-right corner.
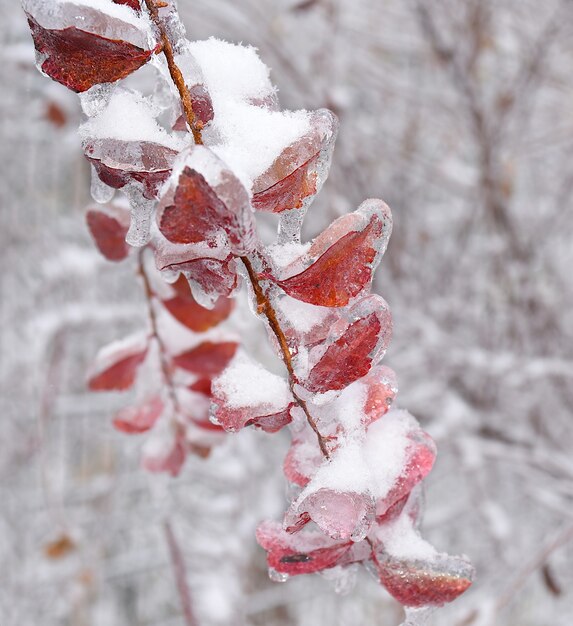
[{"x1": 2, "y1": 0, "x2": 573, "y2": 624}]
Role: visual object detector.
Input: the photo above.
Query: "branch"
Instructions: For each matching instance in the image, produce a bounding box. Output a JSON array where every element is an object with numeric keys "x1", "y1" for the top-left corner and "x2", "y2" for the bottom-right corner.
[{"x1": 143, "y1": 0, "x2": 204, "y2": 145}]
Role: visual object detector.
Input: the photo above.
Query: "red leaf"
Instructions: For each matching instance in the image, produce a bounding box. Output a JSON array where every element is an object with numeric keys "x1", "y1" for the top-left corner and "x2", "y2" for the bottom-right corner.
[
  {"x1": 173, "y1": 342, "x2": 238, "y2": 376},
  {"x1": 374, "y1": 552, "x2": 474, "y2": 608},
  {"x1": 283, "y1": 439, "x2": 322, "y2": 488},
  {"x1": 162, "y1": 289, "x2": 234, "y2": 333},
  {"x1": 87, "y1": 336, "x2": 148, "y2": 391},
  {"x1": 27, "y1": 16, "x2": 154, "y2": 93},
  {"x1": 113, "y1": 396, "x2": 163, "y2": 434},
  {"x1": 252, "y1": 109, "x2": 338, "y2": 213},
  {"x1": 276, "y1": 200, "x2": 392, "y2": 307},
  {"x1": 362, "y1": 365, "x2": 398, "y2": 427},
  {"x1": 156, "y1": 146, "x2": 255, "y2": 254},
  {"x1": 86, "y1": 205, "x2": 130, "y2": 261},
  {"x1": 189, "y1": 378, "x2": 212, "y2": 396},
  {"x1": 304, "y1": 296, "x2": 392, "y2": 394},
  {"x1": 86, "y1": 141, "x2": 178, "y2": 200}
]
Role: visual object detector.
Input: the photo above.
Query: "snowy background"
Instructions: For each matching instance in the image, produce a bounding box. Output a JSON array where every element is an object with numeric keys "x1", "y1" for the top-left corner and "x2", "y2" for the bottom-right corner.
[{"x1": 2, "y1": 0, "x2": 573, "y2": 624}]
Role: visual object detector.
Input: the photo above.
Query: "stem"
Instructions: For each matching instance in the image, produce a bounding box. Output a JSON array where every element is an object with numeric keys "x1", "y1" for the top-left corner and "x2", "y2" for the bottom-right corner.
[
  {"x1": 164, "y1": 519, "x2": 198, "y2": 626},
  {"x1": 138, "y1": 248, "x2": 181, "y2": 416},
  {"x1": 140, "y1": 2, "x2": 329, "y2": 459},
  {"x1": 241, "y1": 256, "x2": 330, "y2": 459},
  {"x1": 143, "y1": 0, "x2": 204, "y2": 145}
]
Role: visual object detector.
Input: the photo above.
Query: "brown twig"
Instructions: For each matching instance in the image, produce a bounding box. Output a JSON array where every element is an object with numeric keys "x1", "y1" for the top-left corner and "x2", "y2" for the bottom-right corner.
[
  {"x1": 143, "y1": 0, "x2": 203, "y2": 145},
  {"x1": 164, "y1": 519, "x2": 198, "y2": 626},
  {"x1": 241, "y1": 256, "x2": 330, "y2": 459}
]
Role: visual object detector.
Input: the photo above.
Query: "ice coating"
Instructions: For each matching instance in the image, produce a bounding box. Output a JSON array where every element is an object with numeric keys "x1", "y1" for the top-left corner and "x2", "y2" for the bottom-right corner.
[
  {"x1": 156, "y1": 144, "x2": 256, "y2": 255},
  {"x1": 80, "y1": 89, "x2": 187, "y2": 150},
  {"x1": 22, "y1": 0, "x2": 155, "y2": 49}
]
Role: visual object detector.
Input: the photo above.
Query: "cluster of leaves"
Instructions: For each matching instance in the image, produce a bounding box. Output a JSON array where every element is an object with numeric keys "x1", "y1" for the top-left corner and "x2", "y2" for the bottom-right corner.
[{"x1": 23, "y1": 0, "x2": 474, "y2": 615}]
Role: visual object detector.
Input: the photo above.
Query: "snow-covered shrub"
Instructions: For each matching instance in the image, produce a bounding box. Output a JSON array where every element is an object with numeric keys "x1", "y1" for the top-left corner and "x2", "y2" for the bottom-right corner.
[{"x1": 21, "y1": 0, "x2": 474, "y2": 622}]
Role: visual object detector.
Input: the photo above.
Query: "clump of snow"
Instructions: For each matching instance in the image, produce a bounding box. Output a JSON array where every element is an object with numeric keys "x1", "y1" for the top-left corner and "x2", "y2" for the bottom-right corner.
[
  {"x1": 79, "y1": 89, "x2": 186, "y2": 150},
  {"x1": 189, "y1": 38, "x2": 276, "y2": 109},
  {"x1": 213, "y1": 352, "x2": 291, "y2": 411},
  {"x1": 210, "y1": 101, "x2": 311, "y2": 190},
  {"x1": 266, "y1": 242, "x2": 310, "y2": 267}
]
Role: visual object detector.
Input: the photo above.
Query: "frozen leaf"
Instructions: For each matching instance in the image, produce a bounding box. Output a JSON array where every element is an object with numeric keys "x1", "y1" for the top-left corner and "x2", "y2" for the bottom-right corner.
[
  {"x1": 302, "y1": 295, "x2": 392, "y2": 394},
  {"x1": 285, "y1": 488, "x2": 375, "y2": 541},
  {"x1": 87, "y1": 334, "x2": 148, "y2": 391},
  {"x1": 113, "y1": 396, "x2": 163, "y2": 434},
  {"x1": 275, "y1": 200, "x2": 392, "y2": 307},
  {"x1": 211, "y1": 353, "x2": 294, "y2": 432},
  {"x1": 362, "y1": 365, "x2": 398, "y2": 427},
  {"x1": 252, "y1": 109, "x2": 338, "y2": 214},
  {"x1": 25, "y1": 9, "x2": 155, "y2": 93},
  {"x1": 373, "y1": 551, "x2": 474, "y2": 608},
  {"x1": 173, "y1": 341, "x2": 238, "y2": 376},
  {"x1": 256, "y1": 521, "x2": 369, "y2": 577},
  {"x1": 86, "y1": 140, "x2": 179, "y2": 200},
  {"x1": 157, "y1": 145, "x2": 255, "y2": 255},
  {"x1": 86, "y1": 204, "x2": 130, "y2": 261}
]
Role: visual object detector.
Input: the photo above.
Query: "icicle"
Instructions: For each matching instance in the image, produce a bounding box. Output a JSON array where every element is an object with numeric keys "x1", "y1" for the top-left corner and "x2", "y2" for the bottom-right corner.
[
  {"x1": 277, "y1": 208, "x2": 305, "y2": 245},
  {"x1": 125, "y1": 187, "x2": 154, "y2": 247},
  {"x1": 399, "y1": 606, "x2": 436, "y2": 626},
  {"x1": 90, "y1": 165, "x2": 115, "y2": 203},
  {"x1": 268, "y1": 568, "x2": 289, "y2": 583},
  {"x1": 79, "y1": 83, "x2": 115, "y2": 118}
]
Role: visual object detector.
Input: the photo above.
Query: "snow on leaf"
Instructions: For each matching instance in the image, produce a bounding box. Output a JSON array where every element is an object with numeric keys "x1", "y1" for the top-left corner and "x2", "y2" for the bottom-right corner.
[
  {"x1": 173, "y1": 341, "x2": 238, "y2": 377},
  {"x1": 156, "y1": 145, "x2": 256, "y2": 255},
  {"x1": 303, "y1": 295, "x2": 392, "y2": 394},
  {"x1": 87, "y1": 334, "x2": 148, "y2": 391},
  {"x1": 275, "y1": 200, "x2": 392, "y2": 307},
  {"x1": 86, "y1": 204, "x2": 130, "y2": 261},
  {"x1": 113, "y1": 396, "x2": 163, "y2": 434},
  {"x1": 252, "y1": 109, "x2": 338, "y2": 213},
  {"x1": 26, "y1": 16, "x2": 155, "y2": 93},
  {"x1": 211, "y1": 352, "x2": 294, "y2": 432},
  {"x1": 283, "y1": 438, "x2": 323, "y2": 488},
  {"x1": 373, "y1": 552, "x2": 474, "y2": 608}
]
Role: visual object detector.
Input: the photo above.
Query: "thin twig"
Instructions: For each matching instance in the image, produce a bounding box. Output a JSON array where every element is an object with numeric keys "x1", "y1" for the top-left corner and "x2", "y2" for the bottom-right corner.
[
  {"x1": 164, "y1": 519, "x2": 198, "y2": 626},
  {"x1": 143, "y1": 0, "x2": 204, "y2": 145},
  {"x1": 138, "y1": 248, "x2": 181, "y2": 415},
  {"x1": 241, "y1": 256, "x2": 330, "y2": 459}
]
